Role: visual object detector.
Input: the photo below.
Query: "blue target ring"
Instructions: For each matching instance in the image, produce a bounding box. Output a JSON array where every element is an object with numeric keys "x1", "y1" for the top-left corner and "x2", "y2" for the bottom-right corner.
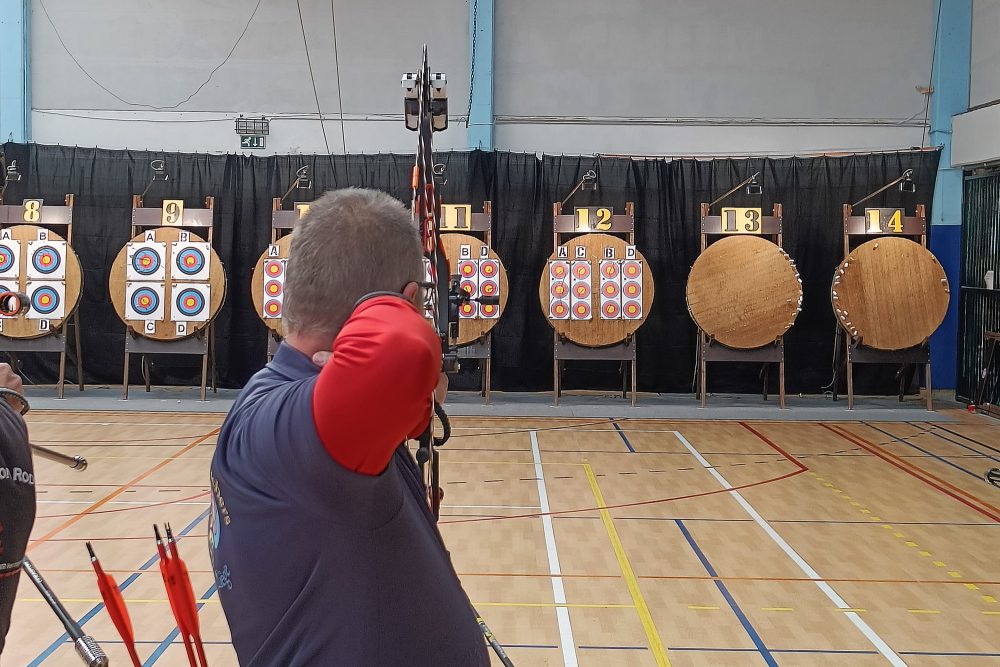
[
  {"x1": 32, "y1": 245, "x2": 61, "y2": 275},
  {"x1": 31, "y1": 286, "x2": 60, "y2": 316},
  {"x1": 0, "y1": 246, "x2": 15, "y2": 273},
  {"x1": 174, "y1": 287, "x2": 206, "y2": 318},
  {"x1": 130, "y1": 287, "x2": 160, "y2": 317},
  {"x1": 175, "y1": 247, "x2": 206, "y2": 276},
  {"x1": 132, "y1": 248, "x2": 161, "y2": 276}
]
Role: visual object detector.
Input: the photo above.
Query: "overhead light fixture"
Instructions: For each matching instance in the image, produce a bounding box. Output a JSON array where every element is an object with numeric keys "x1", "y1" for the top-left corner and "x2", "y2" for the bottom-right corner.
[
  {"x1": 235, "y1": 115, "x2": 269, "y2": 136},
  {"x1": 139, "y1": 159, "x2": 170, "y2": 199},
  {"x1": 709, "y1": 171, "x2": 762, "y2": 208},
  {"x1": 560, "y1": 170, "x2": 598, "y2": 208},
  {"x1": 851, "y1": 169, "x2": 915, "y2": 209}
]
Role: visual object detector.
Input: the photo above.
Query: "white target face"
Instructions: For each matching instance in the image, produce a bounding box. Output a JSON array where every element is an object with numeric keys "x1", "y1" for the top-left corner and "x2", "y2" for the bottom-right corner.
[
  {"x1": 0, "y1": 241, "x2": 20, "y2": 279},
  {"x1": 25, "y1": 281, "x2": 65, "y2": 320},
  {"x1": 261, "y1": 258, "x2": 286, "y2": 319},
  {"x1": 549, "y1": 299, "x2": 570, "y2": 320},
  {"x1": 599, "y1": 260, "x2": 623, "y2": 320},
  {"x1": 171, "y1": 241, "x2": 211, "y2": 281},
  {"x1": 569, "y1": 260, "x2": 593, "y2": 320},
  {"x1": 127, "y1": 241, "x2": 167, "y2": 281},
  {"x1": 125, "y1": 282, "x2": 166, "y2": 321},
  {"x1": 26, "y1": 240, "x2": 66, "y2": 280},
  {"x1": 622, "y1": 300, "x2": 643, "y2": 320},
  {"x1": 454, "y1": 257, "x2": 503, "y2": 321},
  {"x1": 171, "y1": 282, "x2": 211, "y2": 322}
]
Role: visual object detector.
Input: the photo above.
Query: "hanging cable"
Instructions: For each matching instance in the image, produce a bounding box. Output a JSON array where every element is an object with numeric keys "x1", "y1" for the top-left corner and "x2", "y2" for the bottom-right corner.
[
  {"x1": 330, "y1": 0, "x2": 348, "y2": 153},
  {"x1": 296, "y1": 0, "x2": 332, "y2": 154},
  {"x1": 465, "y1": 0, "x2": 478, "y2": 128},
  {"x1": 38, "y1": 0, "x2": 263, "y2": 110},
  {"x1": 920, "y1": 0, "x2": 943, "y2": 147}
]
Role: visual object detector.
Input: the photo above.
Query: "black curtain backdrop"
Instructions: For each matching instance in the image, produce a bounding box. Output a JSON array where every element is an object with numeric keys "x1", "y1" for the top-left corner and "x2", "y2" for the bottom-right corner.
[{"x1": 0, "y1": 143, "x2": 939, "y2": 395}]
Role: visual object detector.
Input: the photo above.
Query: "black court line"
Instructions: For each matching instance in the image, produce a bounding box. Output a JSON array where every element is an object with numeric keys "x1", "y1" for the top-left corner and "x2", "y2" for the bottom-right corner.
[{"x1": 610, "y1": 418, "x2": 636, "y2": 452}]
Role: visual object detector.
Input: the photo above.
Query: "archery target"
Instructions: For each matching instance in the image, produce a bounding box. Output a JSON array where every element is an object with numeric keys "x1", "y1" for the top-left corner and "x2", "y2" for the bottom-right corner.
[
  {"x1": 171, "y1": 241, "x2": 211, "y2": 280},
  {"x1": 550, "y1": 260, "x2": 569, "y2": 281},
  {"x1": 459, "y1": 301, "x2": 479, "y2": 318},
  {"x1": 27, "y1": 240, "x2": 66, "y2": 280},
  {"x1": 127, "y1": 242, "x2": 167, "y2": 281},
  {"x1": 550, "y1": 299, "x2": 570, "y2": 320},
  {"x1": 25, "y1": 282, "x2": 64, "y2": 319},
  {"x1": 623, "y1": 300, "x2": 643, "y2": 320},
  {"x1": 622, "y1": 259, "x2": 642, "y2": 280},
  {"x1": 480, "y1": 259, "x2": 499, "y2": 280},
  {"x1": 125, "y1": 282, "x2": 165, "y2": 321},
  {"x1": 570, "y1": 260, "x2": 592, "y2": 321},
  {"x1": 0, "y1": 283, "x2": 15, "y2": 319},
  {"x1": 261, "y1": 259, "x2": 286, "y2": 319},
  {"x1": 480, "y1": 303, "x2": 500, "y2": 319},
  {"x1": 599, "y1": 260, "x2": 623, "y2": 320},
  {"x1": 458, "y1": 260, "x2": 478, "y2": 279},
  {"x1": 171, "y1": 283, "x2": 211, "y2": 322},
  {"x1": 0, "y1": 242, "x2": 19, "y2": 278}
]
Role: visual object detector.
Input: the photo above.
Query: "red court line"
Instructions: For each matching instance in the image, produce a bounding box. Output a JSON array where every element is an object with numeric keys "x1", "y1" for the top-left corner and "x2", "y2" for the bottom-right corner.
[
  {"x1": 822, "y1": 423, "x2": 1000, "y2": 524},
  {"x1": 738, "y1": 422, "x2": 809, "y2": 471},
  {"x1": 27, "y1": 427, "x2": 220, "y2": 550}
]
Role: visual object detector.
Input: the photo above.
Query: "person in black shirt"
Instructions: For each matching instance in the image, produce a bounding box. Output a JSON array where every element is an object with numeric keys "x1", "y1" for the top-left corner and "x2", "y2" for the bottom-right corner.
[{"x1": 0, "y1": 363, "x2": 34, "y2": 655}]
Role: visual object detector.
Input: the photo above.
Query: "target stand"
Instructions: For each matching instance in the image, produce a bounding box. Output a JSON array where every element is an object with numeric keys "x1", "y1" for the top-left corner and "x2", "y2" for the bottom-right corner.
[
  {"x1": 439, "y1": 201, "x2": 507, "y2": 403},
  {"x1": 689, "y1": 204, "x2": 801, "y2": 408},
  {"x1": 111, "y1": 196, "x2": 226, "y2": 400},
  {"x1": 830, "y1": 204, "x2": 946, "y2": 410},
  {"x1": 541, "y1": 202, "x2": 653, "y2": 406},
  {"x1": 251, "y1": 199, "x2": 312, "y2": 360},
  {"x1": 0, "y1": 195, "x2": 85, "y2": 397}
]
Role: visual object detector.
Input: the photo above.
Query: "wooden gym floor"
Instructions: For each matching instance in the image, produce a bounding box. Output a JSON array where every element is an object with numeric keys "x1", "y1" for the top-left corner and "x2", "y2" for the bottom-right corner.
[{"x1": 7, "y1": 410, "x2": 1000, "y2": 666}]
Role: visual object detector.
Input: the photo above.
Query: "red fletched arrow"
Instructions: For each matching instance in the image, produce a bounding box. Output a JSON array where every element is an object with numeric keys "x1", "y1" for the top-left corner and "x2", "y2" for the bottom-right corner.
[
  {"x1": 165, "y1": 523, "x2": 208, "y2": 666},
  {"x1": 154, "y1": 524, "x2": 203, "y2": 666},
  {"x1": 86, "y1": 542, "x2": 142, "y2": 667}
]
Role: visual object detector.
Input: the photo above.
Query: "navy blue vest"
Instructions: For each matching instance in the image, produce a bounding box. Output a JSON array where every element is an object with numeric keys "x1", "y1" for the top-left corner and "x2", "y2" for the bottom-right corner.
[{"x1": 209, "y1": 343, "x2": 488, "y2": 666}]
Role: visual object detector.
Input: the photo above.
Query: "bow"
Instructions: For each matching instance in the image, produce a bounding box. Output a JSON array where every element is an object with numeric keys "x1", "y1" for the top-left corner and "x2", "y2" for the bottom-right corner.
[{"x1": 405, "y1": 45, "x2": 453, "y2": 520}]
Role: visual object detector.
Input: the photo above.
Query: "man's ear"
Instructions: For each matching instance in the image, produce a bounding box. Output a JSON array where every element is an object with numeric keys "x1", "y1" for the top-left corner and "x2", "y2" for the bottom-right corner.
[{"x1": 402, "y1": 281, "x2": 421, "y2": 304}]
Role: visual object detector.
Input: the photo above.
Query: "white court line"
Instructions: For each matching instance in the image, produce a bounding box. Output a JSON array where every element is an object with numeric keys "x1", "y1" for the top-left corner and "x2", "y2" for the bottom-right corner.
[
  {"x1": 37, "y1": 500, "x2": 210, "y2": 506},
  {"x1": 530, "y1": 431, "x2": 578, "y2": 667},
  {"x1": 671, "y1": 430, "x2": 906, "y2": 666}
]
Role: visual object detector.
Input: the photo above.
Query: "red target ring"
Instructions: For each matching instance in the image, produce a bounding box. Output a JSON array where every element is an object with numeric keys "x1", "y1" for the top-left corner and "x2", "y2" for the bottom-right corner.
[
  {"x1": 573, "y1": 282, "x2": 591, "y2": 299},
  {"x1": 602, "y1": 262, "x2": 620, "y2": 279},
  {"x1": 551, "y1": 262, "x2": 568, "y2": 279},
  {"x1": 481, "y1": 304, "x2": 498, "y2": 318},
  {"x1": 574, "y1": 302, "x2": 591, "y2": 318},
  {"x1": 551, "y1": 282, "x2": 568, "y2": 298},
  {"x1": 573, "y1": 262, "x2": 591, "y2": 279},
  {"x1": 550, "y1": 301, "x2": 569, "y2": 318},
  {"x1": 623, "y1": 301, "x2": 641, "y2": 318},
  {"x1": 602, "y1": 281, "x2": 620, "y2": 298},
  {"x1": 623, "y1": 260, "x2": 641, "y2": 278},
  {"x1": 480, "y1": 280, "x2": 498, "y2": 297},
  {"x1": 265, "y1": 260, "x2": 284, "y2": 277},
  {"x1": 459, "y1": 261, "x2": 477, "y2": 277},
  {"x1": 264, "y1": 299, "x2": 282, "y2": 316},
  {"x1": 265, "y1": 280, "x2": 283, "y2": 297},
  {"x1": 603, "y1": 301, "x2": 621, "y2": 318},
  {"x1": 623, "y1": 281, "x2": 641, "y2": 298},
  {"x1": 480, "y1": 260, "x2": 498, "y2": 278}
]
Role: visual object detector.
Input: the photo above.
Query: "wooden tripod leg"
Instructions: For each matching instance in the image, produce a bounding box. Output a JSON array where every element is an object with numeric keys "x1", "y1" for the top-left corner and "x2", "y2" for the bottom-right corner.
[
  {"x1": 925, "y1": 362, "x2": 933, "y2": 411},
  {"x1": 779, "y1": 359, "x2": 786, "y2": 409},
  {"x1": 631, "y1": 354, "x2": 637, "y2": 407},
  {"x1": 73, "y1": 311, "x2": 84, "y2": 391},
  {"x1": 484, "y1": 356, "x2": 492, "y2": 405},
  {"x1": 200, "y1": 349, "x2": 209, "y2": 401},
  {"x1": 57, "y1": 346, "x2": 66, "y2": 400},
  {"x1": 846, "y1": 357, "x2": 855, "y2": 410},
  {"x1": 699, "y1": 333, "x2": 707, "y2": 408},
  {"x1": 553, "y1": 356, "x2": 560, "y2": 407},
  {"x1": 122, "y1": 351, "x2": 130, "y2": 400}
]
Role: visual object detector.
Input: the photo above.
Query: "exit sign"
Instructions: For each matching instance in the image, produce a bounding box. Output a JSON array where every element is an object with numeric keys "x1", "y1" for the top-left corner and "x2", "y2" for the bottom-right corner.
[{"x1": 240, "y1": 135, "x2": 265, "y2": 149}]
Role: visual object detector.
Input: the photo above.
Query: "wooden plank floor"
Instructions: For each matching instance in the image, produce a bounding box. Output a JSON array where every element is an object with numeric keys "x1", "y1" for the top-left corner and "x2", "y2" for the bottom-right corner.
[{"x1": 7, "y1": 410, "x2": 1000, "y2": 666}]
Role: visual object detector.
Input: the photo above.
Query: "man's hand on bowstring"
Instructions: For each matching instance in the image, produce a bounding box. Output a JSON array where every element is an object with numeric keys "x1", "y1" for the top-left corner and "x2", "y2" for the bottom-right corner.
[{"x1": 0, "y1": 363, "x2": 26, "y2": 414}]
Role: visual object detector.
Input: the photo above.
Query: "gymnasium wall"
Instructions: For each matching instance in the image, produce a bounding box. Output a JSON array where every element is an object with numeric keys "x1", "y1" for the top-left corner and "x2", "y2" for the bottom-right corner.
[
  {"x1": 953, "y1": 0, "x2": 1000, "y2": 167},
  {"x1": 30, "y1": 0, "x2": 936, "y2": 156}
]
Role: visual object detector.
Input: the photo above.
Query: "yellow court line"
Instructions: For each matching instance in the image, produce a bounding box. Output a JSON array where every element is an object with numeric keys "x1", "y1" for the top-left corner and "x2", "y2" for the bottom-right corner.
[
  {"x1": 584, "y1": 462, "x2": 671, "y2": 667},
  {"x1": 907, "y1": 609, "x2": 941, "y2": 614},
  {"x1": 687, "y1": 605, "x2": 720, "y2": 610},
  {"x1": 761, "y1": 607, "x2": 794, "y2": 612}
]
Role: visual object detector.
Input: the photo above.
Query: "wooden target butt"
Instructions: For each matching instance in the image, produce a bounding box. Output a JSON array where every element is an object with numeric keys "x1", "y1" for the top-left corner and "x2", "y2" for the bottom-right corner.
[
  {"x1": 441, "y1": 233, "x2": 508, "y2": 347},
  {"x1": 109, "y1": 227, "x2": 226, "y2": 340},
  {"x1": 251, "y1": 235, "x2": 293, "y2": 338},
  {"x1": 0, "y1": 225, "x2": 83, "y2": 340},
  {"x1": 832, "y1": 236, "x2": 949, "y2": 351},
  {"x1": 538, "y1": 233, "x2": 654, "y2": 348},
  {"x1": 686, "y1": 235, "x2": 802, "y2": 349}
]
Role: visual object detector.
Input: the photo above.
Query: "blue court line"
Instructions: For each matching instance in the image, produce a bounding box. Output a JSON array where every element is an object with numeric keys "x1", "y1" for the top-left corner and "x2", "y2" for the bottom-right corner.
[
  {"x1": 29, "y1": 508, "x2": 211, "y2": 666},
  {"x1": 143, "y1": 582, "x2": 218, "y2": 666},
  {"x1": 609, "y1": 418, "x2": 635, "y2": 452},
  {"x1": 675, "y1": 519, "x2": 778, "y2": 667},
  {"x1": 862, "y1": 422, "x2": 984, "y2": 480},
  {"x1": 924, "y1": 423, "x2": 1000, "y2": 455},
  {"x1": 908, "y1": 422, "x2": 1000, "y2": 464}
]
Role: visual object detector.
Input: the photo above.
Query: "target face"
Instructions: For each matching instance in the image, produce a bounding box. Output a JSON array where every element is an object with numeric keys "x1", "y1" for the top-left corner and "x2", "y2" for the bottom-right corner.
[
  {"x1": 459, "y1": 302, "x2": 478, "y2": 319},
  {"x1": 550, "y1": 300, "x2": 570, "y2": 319},
  {"x1": 480, "y1": 303, "x2": 500, "y2": 319},
  {"x1": 480, "y1": 280, "x2": 498, "y2": 297},
  {"x1": 0, "y1": 244, "x2": 17, "y2": 275},
  {"x1": 550, "y1": 261, "x2": 569, "y2": 279},
  {"x1": 573, "y1": 301, "x2": 592, "y2": 320},
  {"x1": 573, "y1": 282, "x2": 591, "y2": 299},
  {"x1": 265, "y1": 259, "x2": 285, "y2": 278},
  {"x1": 459, "y1": 260, "x2": 478, "y2": 278},
  {"x1": 31, "y1": 246, "x2": 61, "y2": 275},
  {"x1": 623, "y1": 281, "x2": 641, "y2": 299},
  {"x1": 480, "y1": 260, "x2": 499, "y2": 278},
  {"x1": 573, "y1": 262, "x2": 592, "y2": 280},
  {"x1": 31, "y1": 286, "x2": 60, "y2": 315},
  {"x1": 551, "y1": 281, "x2": 569, "y2": 298},
  {"x1": 171, "y1": 283, "x2": 210, "y2": 322},
  {"x1": 460, "y1": 279, "x2": 478, "y2": 297},
  {"x1": 130, "y1": 286, "x2": 161, "y2": 317},
  {"x1": 623, "y1": 300, "x2": 642, "y2": 319},
  {"x1": 603, "y1": 301, "x2": 621, "y2": 318},
  {"x1": 131, "y1": 248, "x2": 161, "y2": 276},
  {"x1": 602, "y1": 262, "x2": 620, "y2": 279},
  {"x1": 264, "y1": 299, "x2": 283, "y2": 318},
  {"x1": 174, "y1": 247, "x2": 207, "y2": 276},
  {"x1": 26, "y1": 241, "x2": 66, "y2": 280},
  {"x1": 602, "y1": 281, "x2": 621, "y2": 298},
  {"x1": 623, "y1": 260, "x2": 642, "y2": 279},
  {"x1": 264, "y1": 279, "x2": 283, "y2": 298}
]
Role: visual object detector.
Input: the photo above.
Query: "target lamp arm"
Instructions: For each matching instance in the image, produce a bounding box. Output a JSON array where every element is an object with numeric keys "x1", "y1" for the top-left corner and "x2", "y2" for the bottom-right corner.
[
  {"x1": 851, "y1": 169, "x2": 914, "y2": 209},
  {"x1": 559, "y1": 170, "x2": 598, "y2": 209},
  {"x1": 708, "y1": 172, "x2": 761, "y2": 209},
  {"x1": 280, "y1": 166, "x2": 312, "y2": 204},
  {"x1": 138, "y1": 160, "x2": 170, "y2": 200}
]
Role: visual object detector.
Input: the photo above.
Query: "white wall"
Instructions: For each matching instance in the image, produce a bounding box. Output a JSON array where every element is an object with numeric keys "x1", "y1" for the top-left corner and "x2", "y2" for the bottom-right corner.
[
  {"x1": 953, "y1": 0, "x2": 1000, "y2": 166},
  {"x1": 31, "y1": 0, "x2": 937, "y2": 156}
]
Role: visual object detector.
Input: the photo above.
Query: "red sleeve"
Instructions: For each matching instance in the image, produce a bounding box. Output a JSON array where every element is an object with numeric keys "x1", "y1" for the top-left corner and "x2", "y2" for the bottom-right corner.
[{"x1": 312, "y1": 295, "x2": 439, "y2": 475}]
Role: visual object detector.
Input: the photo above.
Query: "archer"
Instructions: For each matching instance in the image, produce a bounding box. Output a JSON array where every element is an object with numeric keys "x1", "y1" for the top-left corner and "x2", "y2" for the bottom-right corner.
[{"x1": 208, "y1": 189, "x2": 489, "y2": 666}]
